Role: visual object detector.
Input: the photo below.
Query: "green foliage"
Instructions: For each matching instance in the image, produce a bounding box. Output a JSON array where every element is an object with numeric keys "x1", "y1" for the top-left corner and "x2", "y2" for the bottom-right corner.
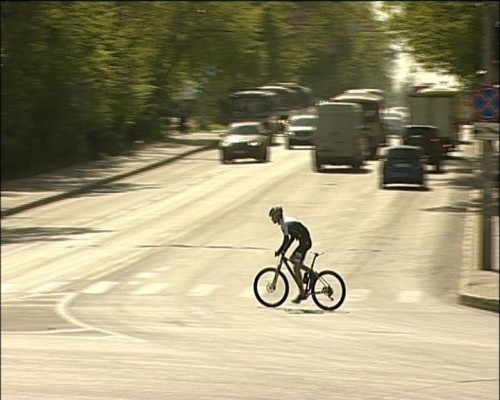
[
  {"x1": 1, "y1": 1, "x2": 399, "y2": 179},
  {"x1": 381, "y1": 1, "x2": 483, "y2": 87}
]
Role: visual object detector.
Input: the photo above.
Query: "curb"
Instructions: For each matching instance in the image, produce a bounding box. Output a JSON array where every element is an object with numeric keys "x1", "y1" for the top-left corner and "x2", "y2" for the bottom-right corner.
[
  {"x1": 458, "y1": 191, "x2": 499, "y2": 313},
  {"x1": 1, "y1": 141, "x2": 218, "y2": 218},
  {"x1": 459, "y1": 294, "x2": 500, "y2": 313}
]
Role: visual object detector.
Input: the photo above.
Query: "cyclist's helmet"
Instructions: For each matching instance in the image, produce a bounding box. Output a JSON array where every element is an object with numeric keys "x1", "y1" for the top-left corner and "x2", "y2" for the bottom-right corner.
[{"x1": 269, "y1": 205, "x2": 283, "y2": 223}]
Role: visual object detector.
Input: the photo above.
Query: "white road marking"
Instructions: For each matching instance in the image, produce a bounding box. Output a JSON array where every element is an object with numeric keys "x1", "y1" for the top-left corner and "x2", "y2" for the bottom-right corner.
[
  {"x1": 238, "y1": 287, "x2": 255, "y2": 298},
  {"x1": 107, "y1": 210, "x2": 128, "y2": 219},
  {"x1": 187, "y1": 284, "x2": 219, "y2": 297},
  {"x1": 2, "y1": 242, "x2": 39, "y2": 257},
  {"x1": 397, "y1": 290, "x2": 423, "y2": 303},
  {"x1": 134, "y1": 272, "x2": 158, "y2": 279},
  {"x1": 1, "y1": 283, "x2": 15, "y2": 293},
  {"x1": 153, "y1": 266, "x2": 171, "y2": 272},
  {"x1": 346, "y1": 289, "x2": 372, "y2": 301},
  {"x1": 82, "y1": 281, "x2": 119, "y2": 294},
  {"x1": 132, "y1": 282, "x2": 169, "y2": 295},
  {"x1": 57, "y1": 293, "x2": 145, "y2": 342},
  {"x1": 30, "y1": 281, "x2": 68, "y2": 294}
]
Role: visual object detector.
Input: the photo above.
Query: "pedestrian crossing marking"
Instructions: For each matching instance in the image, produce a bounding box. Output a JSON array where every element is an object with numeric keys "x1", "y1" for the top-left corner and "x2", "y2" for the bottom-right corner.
[
  {"x1": 347, "y1": 289, "x2": 372, "y2": 301},
  {"x1": 187, "y1": 284, "x2": 219, "y2": 297},
  {"x1": 83, "y1": 281, "x2": 119, "y2": 294},
  {"x1": 238, "y1": 287, "x2": 255, "y2": 298},
  {"x1": 132, "y1": 282, "x2": 169, "y2": 295},
  {"x1": 2, "y1": 279, "x2": 430, "y2": 304},
  {"x1": 397, "y1": 290, "x2": 423, "y2": 303}
]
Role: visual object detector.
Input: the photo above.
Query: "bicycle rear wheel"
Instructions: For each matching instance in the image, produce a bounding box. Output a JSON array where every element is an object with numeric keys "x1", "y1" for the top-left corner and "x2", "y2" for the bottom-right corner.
[
  {"x1": 253, "y1": 267, "x2": 289, "y2": 308},
  {"x1": 311, "y1": 270, "x2": 346, "y2": 311}
]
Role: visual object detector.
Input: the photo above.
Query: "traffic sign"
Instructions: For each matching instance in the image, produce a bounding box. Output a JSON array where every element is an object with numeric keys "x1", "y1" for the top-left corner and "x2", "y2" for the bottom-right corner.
[{"x1": 473, "y1": 85, "x2": 499, "y2": 122}]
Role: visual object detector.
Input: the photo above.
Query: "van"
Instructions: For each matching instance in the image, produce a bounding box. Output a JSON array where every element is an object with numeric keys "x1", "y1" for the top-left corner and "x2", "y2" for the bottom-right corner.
[{"x1": 313, "y1": 102, "x2": 369, "y2": 172}]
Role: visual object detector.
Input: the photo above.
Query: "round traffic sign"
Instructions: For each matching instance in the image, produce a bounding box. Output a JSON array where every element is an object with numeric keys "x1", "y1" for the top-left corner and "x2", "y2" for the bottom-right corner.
[{"x1": 473, "y1": 86, "x2": 499, "y2": 122}]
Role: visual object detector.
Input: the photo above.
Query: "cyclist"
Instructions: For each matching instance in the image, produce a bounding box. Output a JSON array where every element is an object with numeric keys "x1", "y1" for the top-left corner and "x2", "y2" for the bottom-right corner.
[{"x1": 268, "y1": 205, "x2": 312, "y2": 304}]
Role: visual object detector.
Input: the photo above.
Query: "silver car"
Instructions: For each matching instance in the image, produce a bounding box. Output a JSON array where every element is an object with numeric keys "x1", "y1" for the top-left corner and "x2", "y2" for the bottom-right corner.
[{"x1": 285, "y1": 114, "x2": 318, "y2": 149}]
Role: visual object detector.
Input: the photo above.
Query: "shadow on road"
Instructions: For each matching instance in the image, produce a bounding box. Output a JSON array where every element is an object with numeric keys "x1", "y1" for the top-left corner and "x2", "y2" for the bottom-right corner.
[
  {"x1": 1, "y1": 226, "x2": 113, "y2": 244},
  {"x1": 317, "y1": 167, "x2": 372, "y2": 175},
  {"x1": 79, "y1": 182, "x2": 163, "y2": 196},
  {"x1": 137, "y1": 243, "x2": 268, "y2": 251},
  {"x1": 381, "y1": 185, "x2": 430, "y2": 192}
]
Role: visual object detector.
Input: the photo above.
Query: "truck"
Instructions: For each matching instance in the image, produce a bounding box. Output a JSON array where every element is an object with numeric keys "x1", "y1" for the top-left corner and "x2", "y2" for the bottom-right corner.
[
  {"x1": 408, "y1": 86, "x2": 464, "y2": 153},
  {"x1": 313, "y1": 102, "x2": 369, "y2": 172},
  {"x1": 330, "y1": 91, "x2": 387, "y2": 158}
]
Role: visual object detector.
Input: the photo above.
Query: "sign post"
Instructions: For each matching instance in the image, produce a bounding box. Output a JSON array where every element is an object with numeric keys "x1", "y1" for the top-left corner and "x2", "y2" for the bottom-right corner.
[{"x1": 473, "y1": 85, "x2": 499, "y2": 271}]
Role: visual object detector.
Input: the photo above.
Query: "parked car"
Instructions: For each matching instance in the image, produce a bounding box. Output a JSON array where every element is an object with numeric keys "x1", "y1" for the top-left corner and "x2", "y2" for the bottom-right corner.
[
  {"x1": 380, "y1": 145, "x2": 428, "y2": 190},
  {"x1": 219, "y1": 122, "x2": 269, "y2": 163},
  {"x1": 285, "y1": 114, "x2": 318, "y2": 149},
  {"x1": 401, "y1": 125, "x2": 443, "y2": 172}
]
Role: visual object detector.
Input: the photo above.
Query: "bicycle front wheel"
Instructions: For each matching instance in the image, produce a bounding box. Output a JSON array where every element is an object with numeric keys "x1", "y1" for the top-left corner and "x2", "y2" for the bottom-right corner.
[
  {"x1": 253, "y1": 267, "x2": 289, "y2": 308},
  {"x1": 311, "y1": 270, "x2": 346, "y2": 311}
]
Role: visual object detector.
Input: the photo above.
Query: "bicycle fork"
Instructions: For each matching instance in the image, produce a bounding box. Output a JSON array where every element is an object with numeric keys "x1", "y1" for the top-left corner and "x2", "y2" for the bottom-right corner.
[
  {"x1": 269, "y1": 259, "x2": 284, "y2": 291},
  {"x1": 271, "y1": 259, "x2": 295, "y2": 290}
]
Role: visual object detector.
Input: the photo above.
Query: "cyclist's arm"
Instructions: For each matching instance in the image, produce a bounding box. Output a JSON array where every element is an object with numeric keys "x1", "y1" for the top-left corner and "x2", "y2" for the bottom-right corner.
[{"x1": 277, "y1": 235, "x2": 292, "y2": 255}]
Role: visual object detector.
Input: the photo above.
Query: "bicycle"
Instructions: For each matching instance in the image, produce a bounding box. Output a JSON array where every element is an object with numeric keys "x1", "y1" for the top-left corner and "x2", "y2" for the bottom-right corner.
[{"x1": 253, "y1": 251, "x2": 347, "y2": 311}]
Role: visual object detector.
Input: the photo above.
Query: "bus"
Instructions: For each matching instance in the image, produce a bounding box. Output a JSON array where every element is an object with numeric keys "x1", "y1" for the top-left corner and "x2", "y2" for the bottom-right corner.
[
  {"x1": 254, "y1": 85, "x2": 297, "y2": 127},
  {"x1": 275, "y1": 82, "x2": 315, "y2": 111},
  {"x1": 331, "y1": 91, "x2": 387, "y2": 157},
  {"x1": 227, "y1": 90, "x2": 280, "y2": 138}
]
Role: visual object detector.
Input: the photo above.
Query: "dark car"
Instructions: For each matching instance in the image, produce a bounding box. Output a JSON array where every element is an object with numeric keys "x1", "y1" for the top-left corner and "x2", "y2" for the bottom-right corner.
[
  {"x1": 285, "y1": 114, "x2": 318, "y2": 149},
  {"x1": 380, "y1": 145, "x2": 428, "y2": 190},
  {"x1": 219, "y1": 122, "x2": 269, "y2": 163},
  {"x1": 401, "y1": 125, "x2": 443, "y2": 172}
]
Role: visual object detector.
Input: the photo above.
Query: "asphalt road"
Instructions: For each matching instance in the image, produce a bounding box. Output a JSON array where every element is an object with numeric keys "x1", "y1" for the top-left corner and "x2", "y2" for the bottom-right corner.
[{"x1": 1, "y1": 138, "x2": 498, "y2": 400}]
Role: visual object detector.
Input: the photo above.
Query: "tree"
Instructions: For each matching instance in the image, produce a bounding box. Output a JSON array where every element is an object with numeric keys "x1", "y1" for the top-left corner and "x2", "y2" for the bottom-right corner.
[{"x1": 381, "y1": 1, "x2": 483, "y2": 87}]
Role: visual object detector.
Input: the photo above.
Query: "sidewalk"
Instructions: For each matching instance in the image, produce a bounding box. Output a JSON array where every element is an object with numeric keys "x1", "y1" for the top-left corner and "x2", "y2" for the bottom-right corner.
[
  {"x1": 1, "y1": 130, "x2": 498, "y2": 313},
  {"x1": 457, "y1": 133, "x2": 499, "y2": 313},
  {"x1": 459, "y1": 192, "x2": 499, "y2": 313},
  {"x1": 1, "y1": 131, "x2": 220, "y2": 218}
]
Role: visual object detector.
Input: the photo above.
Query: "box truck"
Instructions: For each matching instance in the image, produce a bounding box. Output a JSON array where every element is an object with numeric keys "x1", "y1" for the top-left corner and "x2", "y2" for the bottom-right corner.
[
  {"x1": 330, "y1": 91, "x2": 387, "y2": 158},
  {"x1": 408, "y1": 87, "x2": 463, "y2": 153}
]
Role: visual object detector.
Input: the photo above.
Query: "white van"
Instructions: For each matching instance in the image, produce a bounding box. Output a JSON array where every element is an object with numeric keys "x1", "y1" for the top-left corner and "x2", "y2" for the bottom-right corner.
[{"x1": 313, "y1": 102, "x2": 369, "y2": 172}]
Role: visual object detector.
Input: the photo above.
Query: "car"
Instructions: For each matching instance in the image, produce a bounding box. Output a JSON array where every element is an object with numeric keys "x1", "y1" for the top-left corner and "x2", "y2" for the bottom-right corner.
[
  {"x1": 219, "y1": 122, "x2": 269, "y2": 163},
  {"x1": 401, "y1": 125, "x2": 443, "y2": 172},
  {"x1": 380, "y1": 145, "x2": 428, "y2": 190},
  {"x1": 285, "y1": 114, "x2": 318, "y2": 149}
]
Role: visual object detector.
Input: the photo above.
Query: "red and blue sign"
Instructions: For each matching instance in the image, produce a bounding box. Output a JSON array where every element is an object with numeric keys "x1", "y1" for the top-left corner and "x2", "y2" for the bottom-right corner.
[{"x1": 473, "y1": 85, "x2": 499, "y2": 122}]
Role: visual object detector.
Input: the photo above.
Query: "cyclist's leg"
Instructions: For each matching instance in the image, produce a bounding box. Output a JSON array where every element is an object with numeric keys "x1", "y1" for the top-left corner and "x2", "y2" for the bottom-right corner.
[{"x1": 291, "y1": 241, "x2": 310, "y2": 299}]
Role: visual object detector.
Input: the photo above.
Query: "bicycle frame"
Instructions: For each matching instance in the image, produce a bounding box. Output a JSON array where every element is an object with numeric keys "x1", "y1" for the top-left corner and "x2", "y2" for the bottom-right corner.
[
  {"x1": 254, "y1": 251, "x2": 346, "y2": 311},
  {"x1": 272, "y1": 253, "x2": 323, "y2": 288}
]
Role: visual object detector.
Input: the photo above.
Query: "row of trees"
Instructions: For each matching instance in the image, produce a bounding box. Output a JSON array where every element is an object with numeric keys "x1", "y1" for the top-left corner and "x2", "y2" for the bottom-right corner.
[
  {"x1": 1, "y1": 1, "x2": 485, "y2": 180},
  {"x1": 1, "y1": 1, "x2": 393, "y2": 179}
]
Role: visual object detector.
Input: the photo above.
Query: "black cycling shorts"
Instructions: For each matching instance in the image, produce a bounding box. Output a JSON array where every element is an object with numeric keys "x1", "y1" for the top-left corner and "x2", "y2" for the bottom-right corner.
[{"x1": 291, "y1": 240, "x2": 312, "y2": 264}]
